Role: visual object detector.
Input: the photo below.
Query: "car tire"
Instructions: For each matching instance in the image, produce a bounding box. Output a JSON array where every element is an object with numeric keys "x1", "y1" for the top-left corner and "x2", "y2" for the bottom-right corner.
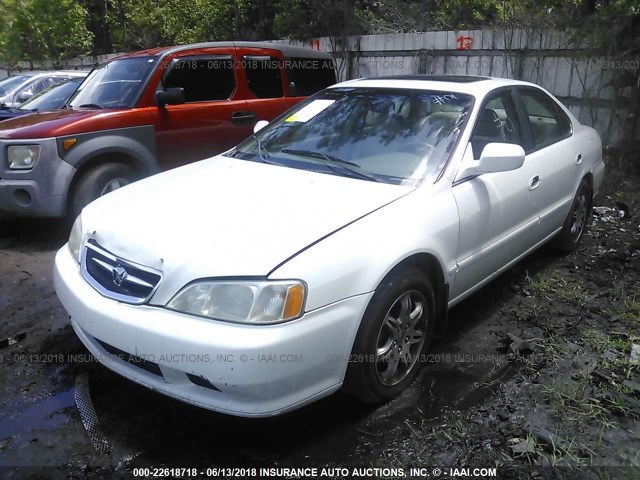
[
  {"x1": 343, "y1": 268, "x2": 436, "y2": 404},
  {"x1": 70, "y1": 163, "x2": 138, "y2": 220},
  {"x1": 550, "y1": 179, "x2": 592, "y2": 253}
]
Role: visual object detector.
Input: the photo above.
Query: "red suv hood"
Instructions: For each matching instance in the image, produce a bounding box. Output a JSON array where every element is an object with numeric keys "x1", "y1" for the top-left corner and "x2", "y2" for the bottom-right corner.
[{"x1": 0, "y1": 109, "x2": 144, "y2": 139}]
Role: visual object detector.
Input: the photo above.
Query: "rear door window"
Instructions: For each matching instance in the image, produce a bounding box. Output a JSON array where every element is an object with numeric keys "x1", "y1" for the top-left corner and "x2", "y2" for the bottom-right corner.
[
  {"x1": 242, "y1": 55, "x2": 283, "y2": 98},
  {"x1": 164, "y1": 56, "x2": 235, "y2": 102},
  {"x1": 518, "y1": 88, "x2": 572, "y2": 150}
]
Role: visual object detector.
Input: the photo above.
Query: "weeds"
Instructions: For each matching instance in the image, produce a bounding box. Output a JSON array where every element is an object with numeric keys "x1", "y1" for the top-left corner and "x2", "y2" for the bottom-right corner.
[
  {"x1": 541, "y1": 380, "x2": 617, "y2": 429},
  {"x1": 526, "y1": 269, "x2": 589, "y2": 307},
  {"x1": 620, "y1": 291, "x2": 640, "y2": 323},
  {"x1": 584, "y1": 330, "x2": 637, "y2": 372}
]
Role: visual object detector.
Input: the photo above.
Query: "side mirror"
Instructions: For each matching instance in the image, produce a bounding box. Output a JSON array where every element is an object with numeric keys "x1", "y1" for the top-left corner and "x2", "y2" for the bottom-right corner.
[
  {"x1": 253, "y1": 120, "x2": 269, "y2": 134},
  {"x1": 155, "y1": 87, "x2": 185, "y2": 107},
  {"x1": 477, "y1": 143, "x2": 525, "y2": 173}
]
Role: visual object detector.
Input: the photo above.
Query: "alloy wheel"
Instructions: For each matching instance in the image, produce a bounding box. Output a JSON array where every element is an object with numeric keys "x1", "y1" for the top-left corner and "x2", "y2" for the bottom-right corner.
[{"x1": 375, "y1": 290, "x2": 428, "y2": 386}]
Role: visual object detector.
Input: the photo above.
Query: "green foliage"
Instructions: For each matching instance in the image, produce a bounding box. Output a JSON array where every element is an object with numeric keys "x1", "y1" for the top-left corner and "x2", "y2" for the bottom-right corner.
[
  {"x1": 1, "y1": 0, "x2": 92, "y2": 65},
  {"x1": 0, "y1": 0, "x2": 638, "y2": 64},
  {"x1": 273, "y1": 0, "x2": 362, "y2": 39},
  {"x1": 106, "y1": 0, "x2": 236, "y2": 51},
  {"x1": 431, "y1": 0, "x2": 500, "y2": 29}
]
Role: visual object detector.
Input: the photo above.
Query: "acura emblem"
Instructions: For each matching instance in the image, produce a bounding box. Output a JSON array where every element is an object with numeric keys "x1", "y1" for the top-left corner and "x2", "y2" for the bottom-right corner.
[{"x1": 112, "y1": 264, "x2": 128, "y2": 286}]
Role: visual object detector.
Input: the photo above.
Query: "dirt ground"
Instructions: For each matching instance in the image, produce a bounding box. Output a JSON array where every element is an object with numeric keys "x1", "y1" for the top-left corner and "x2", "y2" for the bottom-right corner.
[{"x1": 0, "y1": 153, "x2": 639, "y2": 480}]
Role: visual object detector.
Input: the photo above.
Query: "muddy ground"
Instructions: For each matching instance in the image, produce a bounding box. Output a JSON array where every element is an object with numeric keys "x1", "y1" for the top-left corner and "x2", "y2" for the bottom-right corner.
[{"x1": 0, "y1": 154, "x2": 639, "y2": 480}]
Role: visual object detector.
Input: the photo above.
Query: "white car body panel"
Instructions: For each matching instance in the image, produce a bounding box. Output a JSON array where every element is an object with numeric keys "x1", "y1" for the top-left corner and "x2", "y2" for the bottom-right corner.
[
  {"x1": 54, "y1": 245, "x2": 372, "y2": 416},
  {"x1": 54, "y1": 76, "x2": 605, "y2": 416},
  {"x1": 81, "y1": 156, "x2": 412, "y2": 305},
  {"x1": 271, "y1": 181, "x2": 459, "y2": 312}
]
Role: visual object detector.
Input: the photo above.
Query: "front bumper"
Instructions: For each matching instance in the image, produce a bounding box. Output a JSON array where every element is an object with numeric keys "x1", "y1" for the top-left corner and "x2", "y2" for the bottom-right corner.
[
  {"x1": 53, "y1": 246, "x2": 371, "y2": 417},
  {"x1": 0, "y1": 138, "x2": 75, "y2": 217}
]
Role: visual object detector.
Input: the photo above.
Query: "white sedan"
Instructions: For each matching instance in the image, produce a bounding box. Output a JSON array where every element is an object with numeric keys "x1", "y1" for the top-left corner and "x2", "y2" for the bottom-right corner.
[{"x1": 54, "y1": 75, "x2": 604, "y2": 417}]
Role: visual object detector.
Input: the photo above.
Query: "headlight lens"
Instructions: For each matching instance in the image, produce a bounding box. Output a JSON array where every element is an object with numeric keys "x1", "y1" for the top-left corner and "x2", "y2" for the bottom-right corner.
[
  {"x1": 7, "y1": 145, "x2": 41, "y2": 169},
  {"x1": 166, "y1": 280, "x2": 306, "y2": 324},
  {"x1": 68, "y1": 214, "x2": 83, "y2": 263}
]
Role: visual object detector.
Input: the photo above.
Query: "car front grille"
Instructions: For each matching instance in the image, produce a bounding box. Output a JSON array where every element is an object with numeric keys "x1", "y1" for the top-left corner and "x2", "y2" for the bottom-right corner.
[{"x1": 81, "y1": 240, "x2": 162, "y2": 304}]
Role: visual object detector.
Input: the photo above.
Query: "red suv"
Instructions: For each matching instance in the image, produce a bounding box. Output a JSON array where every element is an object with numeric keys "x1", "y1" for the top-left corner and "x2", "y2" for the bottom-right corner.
[{"x1": 0, "y1": 42, "x2": 336, "y2": 218}]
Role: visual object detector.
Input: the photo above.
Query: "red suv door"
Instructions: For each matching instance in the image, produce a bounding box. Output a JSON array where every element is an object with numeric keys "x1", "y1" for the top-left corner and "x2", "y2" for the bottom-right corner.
[
  {"x1": 235, "y1": 46, "x2": 302, "y2": 126},
  {"x1": 150, "y1": 46, "x2": 253, "y2": 170}
]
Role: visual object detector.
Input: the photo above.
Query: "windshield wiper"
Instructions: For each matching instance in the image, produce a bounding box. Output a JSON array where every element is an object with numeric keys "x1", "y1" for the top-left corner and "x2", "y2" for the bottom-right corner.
[
  {"x1": 281, "y1": 149, "x2": 360, "y2": 167},
  {"x1": 76, "y1": 103, "x2": 104, "y2": 109},
  {"x1": 230, "y1": 136, "x2": 282, "y2": 166},
  {"x1": 281, "y1": 148, "x2": 377, "y2": 181},
  {"x1": 254, "y1": 135, "x2": 272, "y2": 161}
]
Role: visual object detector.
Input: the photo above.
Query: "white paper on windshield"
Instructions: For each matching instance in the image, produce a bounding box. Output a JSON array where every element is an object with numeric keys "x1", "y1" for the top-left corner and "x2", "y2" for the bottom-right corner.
[{"x1": 285, "y1": 99, "x2": 335, "y2": 123}]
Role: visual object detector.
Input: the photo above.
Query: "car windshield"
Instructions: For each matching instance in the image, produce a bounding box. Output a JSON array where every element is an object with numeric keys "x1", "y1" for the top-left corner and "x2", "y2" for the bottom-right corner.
[
  {"x1": 230, "y1": 87, "x2": 472, "y2": 185},
  {"x1": 20, "y1": 78, "x2": 83, "y2": 111},
  {"x1": 69, "y1": 57, "x2": 156, "y2": 109},
  {"x1": 0, "y1": 75, "x2": 30, "y2": 96}
]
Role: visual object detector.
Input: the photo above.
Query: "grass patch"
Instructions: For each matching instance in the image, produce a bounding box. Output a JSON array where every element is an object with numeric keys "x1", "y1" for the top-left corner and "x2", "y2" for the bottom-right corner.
[
  {"x1": 541, "y1": 379, "x2": 616, "y2": 429},
  {"x1": 525, "y1": 269, "x2": 589, "y2": 307},
  {"x1": 582, "y1": 329, "x2": 640, "y2": 420},
  {"x1": 585, "y1": 330, "x2": 632, "y2": 356},
  {"x1": 584, "y1": 330, "x2": 638, "y2": 372},
  {"x1": 620, "y1": 291, "x2": 640, "y2": 323}
]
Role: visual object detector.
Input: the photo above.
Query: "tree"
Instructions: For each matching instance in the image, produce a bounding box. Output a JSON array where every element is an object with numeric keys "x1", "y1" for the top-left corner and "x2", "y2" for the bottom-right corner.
[
  {"x1": 1, "y1": 0, "x2": 639, "y2": 64},
  {"x1": 273, "y1": 0, "x2": 362, "y2": 39},
  {"x1": 102, "y1": 0, "x2": 237, "y2": 52},
  {"x1": 1, "y1": 0, "x2": 93, "y2": 65}
]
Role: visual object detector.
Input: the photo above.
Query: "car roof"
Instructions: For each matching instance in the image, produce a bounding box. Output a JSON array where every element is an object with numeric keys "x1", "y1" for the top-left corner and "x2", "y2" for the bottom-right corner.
[
  {"x1": 52, "y1": 70, "x2": 88, "y2": 76},
  {"x1": 11, "y1": 70, "x2": 87, "y2": 78},
  {"x1": 113, "y1": 41, "x2": 333, "y2": 61},
  {"x1": 332, "y1": 75, "x2": 539, "y2": 97},
  {"x1": 6, "y1": 71, "x2": 42, "y2": 77}
]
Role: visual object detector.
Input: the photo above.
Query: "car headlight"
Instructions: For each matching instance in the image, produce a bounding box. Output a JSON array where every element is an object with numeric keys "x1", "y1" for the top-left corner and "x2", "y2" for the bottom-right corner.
[
  {"x1": 68, "y1": 214, "x2": 83, "y2": 263},
  {"x1": 166, "y1": 280, "x2": 306, "y2": 324},
  {"x1": 7, "y1": 145, "x2": 41, "y2": 170}
]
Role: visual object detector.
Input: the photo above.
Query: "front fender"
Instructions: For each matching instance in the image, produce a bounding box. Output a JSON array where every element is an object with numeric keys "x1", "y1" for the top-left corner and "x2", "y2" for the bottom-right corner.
[
  {"x1": 269, "y1": 186, "x2": 459, "y2": 312},
  {"x1": 57, "y1": 125, "x2": 158, "y2": 175}
]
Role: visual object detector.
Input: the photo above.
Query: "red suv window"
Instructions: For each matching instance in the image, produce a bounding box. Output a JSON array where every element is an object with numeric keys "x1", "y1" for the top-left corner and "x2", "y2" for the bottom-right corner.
[
  {"x1": 164, "y1": 56, "x2": 235, "y2": 102},
  {"x1": 243, "y1": 55, "x2": 283, "y2": 99}
]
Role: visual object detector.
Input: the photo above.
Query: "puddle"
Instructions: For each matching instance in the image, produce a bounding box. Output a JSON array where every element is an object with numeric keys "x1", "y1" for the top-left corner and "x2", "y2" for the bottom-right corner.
[{"x1": 0, "y1": 387, "x2": 75, "y2": 446}]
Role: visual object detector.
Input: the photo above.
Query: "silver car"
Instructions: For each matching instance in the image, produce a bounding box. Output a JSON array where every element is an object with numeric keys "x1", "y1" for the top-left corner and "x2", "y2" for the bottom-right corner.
[{"x1": 0, "y1": 70, "x2": 86, "y2": 107}]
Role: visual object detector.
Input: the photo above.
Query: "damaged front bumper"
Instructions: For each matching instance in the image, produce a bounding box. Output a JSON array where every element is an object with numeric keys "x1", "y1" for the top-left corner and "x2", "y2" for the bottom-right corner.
[{"x1": 53, "y1": 245, "x2": 371, "y2": 417}]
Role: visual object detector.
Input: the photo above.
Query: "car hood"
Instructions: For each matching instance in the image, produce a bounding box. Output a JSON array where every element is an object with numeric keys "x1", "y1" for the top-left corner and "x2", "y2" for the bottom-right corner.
[
  {"x1": 83, "y1": 156, "x2": 413, "y2": 301},
  {"x1": 0, "y1": 109, "x2": 112, "y2": 139}
]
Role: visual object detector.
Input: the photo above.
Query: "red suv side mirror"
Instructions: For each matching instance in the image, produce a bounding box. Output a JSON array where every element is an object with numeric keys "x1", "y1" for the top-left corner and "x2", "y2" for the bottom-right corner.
[{"x1": 155, "y1": 87, "x2": 186, "y2": 107}]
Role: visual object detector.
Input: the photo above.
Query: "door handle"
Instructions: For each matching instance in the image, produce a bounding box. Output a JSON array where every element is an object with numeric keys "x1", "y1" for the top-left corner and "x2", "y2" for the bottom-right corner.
[
  {"x1": 231, "y1": 111, "x2": 256, "y2": 126},
  {"x1": 529, "y1": 175, "x2": 541, "y2": 191},
  {"x1": 575, "y1": 153, "x2": 583, "y2": 165}
]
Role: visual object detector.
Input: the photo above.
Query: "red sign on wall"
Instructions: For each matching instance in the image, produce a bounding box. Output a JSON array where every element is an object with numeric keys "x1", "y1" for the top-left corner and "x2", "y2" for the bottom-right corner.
[
  {"x1": 456, "y1": 36, "x2": 473, "y2": 50},
  {"x1": 308, "y1": 39, "x2": 321, "y2": 51}
]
